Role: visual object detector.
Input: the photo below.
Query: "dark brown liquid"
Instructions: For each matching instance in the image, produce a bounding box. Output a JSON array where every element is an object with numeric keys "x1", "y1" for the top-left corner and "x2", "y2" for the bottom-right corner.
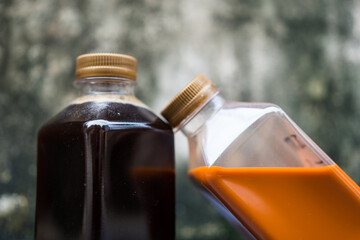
[{"x1": 35, "y1": 101, "x2": 175, "y2": 240}]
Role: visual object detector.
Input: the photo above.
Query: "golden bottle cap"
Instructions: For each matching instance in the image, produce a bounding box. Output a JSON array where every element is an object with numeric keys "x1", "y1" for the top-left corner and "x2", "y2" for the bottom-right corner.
[
  {"x1": 75, "y1": 53, "x2": 137, "y2": 81},
  {"x1": 161, "y1": 74, "x2": 219, "y2": 129}
]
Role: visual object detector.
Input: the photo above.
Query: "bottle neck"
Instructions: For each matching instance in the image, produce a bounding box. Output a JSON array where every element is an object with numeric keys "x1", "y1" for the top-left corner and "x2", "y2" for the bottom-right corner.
[
  {"x1": 75, "y1": 77, "x2": 136, "y2": 96},
  {"x1": 180, "y1": 94, "x2": 225, "y2": 136}
]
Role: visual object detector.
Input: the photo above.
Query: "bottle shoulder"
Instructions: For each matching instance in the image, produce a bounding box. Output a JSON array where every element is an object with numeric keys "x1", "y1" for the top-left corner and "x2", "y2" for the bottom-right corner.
[{"x1": 40, "y1": 100, "x2": 171, "y2": 133}]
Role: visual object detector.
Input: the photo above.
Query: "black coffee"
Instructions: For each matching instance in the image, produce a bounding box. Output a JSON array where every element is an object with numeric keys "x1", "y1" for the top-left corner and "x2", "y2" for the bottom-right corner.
[{"x1": 36, "y1": 101, "x2": 175, "y2": 240}]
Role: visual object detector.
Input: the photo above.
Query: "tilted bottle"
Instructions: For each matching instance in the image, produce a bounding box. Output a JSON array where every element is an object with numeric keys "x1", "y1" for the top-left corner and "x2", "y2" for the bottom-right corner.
[
  {"x1": 36, "y1": 53, "x2": 175, "y2": 240},
  {"x1": 161, "y1": 74, "x2": 360, "y2": 240}
]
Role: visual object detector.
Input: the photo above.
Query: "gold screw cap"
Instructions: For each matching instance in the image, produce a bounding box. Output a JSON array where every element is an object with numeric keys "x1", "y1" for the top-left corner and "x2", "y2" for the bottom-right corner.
[
  {"x1": 161, "y1": 74, "x2": 219, "y2": 129},
  {"x1": 75, "y1": 53, "x2": 137, "y2": 81}
]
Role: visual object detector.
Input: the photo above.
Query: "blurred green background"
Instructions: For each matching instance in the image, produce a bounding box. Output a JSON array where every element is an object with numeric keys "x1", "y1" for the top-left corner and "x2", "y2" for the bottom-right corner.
[{"x1": 1, "y1": 0, "x2": 360, "y2": 239}]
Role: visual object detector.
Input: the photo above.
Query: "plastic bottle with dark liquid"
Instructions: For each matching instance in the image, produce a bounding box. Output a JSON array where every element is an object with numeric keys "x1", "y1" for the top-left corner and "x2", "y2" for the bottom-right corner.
[
  {"x1": 161, "y1": 74, "x2": 360, "y2": 240},
  {"x1": 35, "y1": 54, "x2": 175, "y2": 240}
]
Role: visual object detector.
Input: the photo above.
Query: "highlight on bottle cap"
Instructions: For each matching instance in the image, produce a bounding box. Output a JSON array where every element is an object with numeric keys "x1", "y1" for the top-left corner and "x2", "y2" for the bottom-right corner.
[
  {"x1": 161, "y1": 74, "x2": 219, "y2": 129},
  {"x1": 75, "y1": 53, "x2": 137, "y2": 81}
]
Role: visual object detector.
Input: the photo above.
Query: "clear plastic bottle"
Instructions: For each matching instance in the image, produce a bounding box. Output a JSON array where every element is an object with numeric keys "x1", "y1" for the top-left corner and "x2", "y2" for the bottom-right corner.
[
  {"x1": 161, "y1": 74, "x2": 360, "y2": 240},
  {"x1": 36, "y1": 54, "x2": 175, "y2": 240}
]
